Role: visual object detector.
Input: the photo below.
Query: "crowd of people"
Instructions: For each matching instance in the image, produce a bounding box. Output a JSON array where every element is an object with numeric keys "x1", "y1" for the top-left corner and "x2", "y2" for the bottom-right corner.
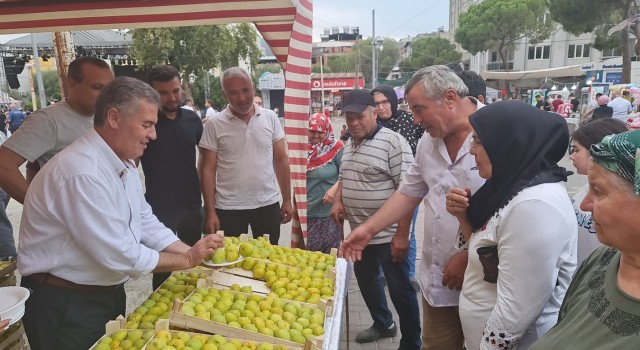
[{"x1": 1, "y1": 57, "x2": 639, "y2": 350}]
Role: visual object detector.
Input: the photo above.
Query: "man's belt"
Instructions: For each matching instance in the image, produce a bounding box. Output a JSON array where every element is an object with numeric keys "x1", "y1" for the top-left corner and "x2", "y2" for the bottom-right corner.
[{"x1": 24, "y1": 272, "x2": 124, "y2": 292}]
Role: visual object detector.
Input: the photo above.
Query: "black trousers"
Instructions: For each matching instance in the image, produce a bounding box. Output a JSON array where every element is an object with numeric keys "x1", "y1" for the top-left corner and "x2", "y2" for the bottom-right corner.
[
  {"x1": 152, "y1": 208, "x2": 204, "y2": 290},
  {"x1": 21, "y1": 276, "x2": 126, "y2": 350},
  {"x1": 216, "y1": 202, "x2": 281, "y2": 245}
]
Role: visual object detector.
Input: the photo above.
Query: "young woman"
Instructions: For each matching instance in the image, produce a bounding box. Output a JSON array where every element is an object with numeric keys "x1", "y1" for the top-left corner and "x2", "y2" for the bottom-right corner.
[{"x1": 569, "y1": 118, "x2": 627, "y2": 263}]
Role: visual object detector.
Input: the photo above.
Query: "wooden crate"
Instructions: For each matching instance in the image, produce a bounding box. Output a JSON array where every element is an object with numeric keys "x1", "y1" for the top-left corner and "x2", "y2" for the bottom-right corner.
[
  {"x1": 0, "y1": 321, "x2": 30, "y2": 350},
  {"x1": 169, "y1": 291, "x2": 328, "y2": 350},
  {"x1": 0, "y1": 260, "x2": 17, "y2": 287}
]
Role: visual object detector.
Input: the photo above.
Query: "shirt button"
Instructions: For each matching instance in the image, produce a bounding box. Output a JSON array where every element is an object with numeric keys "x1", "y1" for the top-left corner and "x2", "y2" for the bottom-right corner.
[
  {"x1": 447, "y1": 165, "x2": 453, "y2": 170},
  {"x1": 436, "y1": 215, "x2": 441, "y2": 219}
]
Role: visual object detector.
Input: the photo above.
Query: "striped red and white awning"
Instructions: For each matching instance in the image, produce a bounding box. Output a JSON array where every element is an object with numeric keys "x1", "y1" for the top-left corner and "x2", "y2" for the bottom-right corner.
[{"x1": 0, "y1": 0, "x2": 311, "y2": 243}]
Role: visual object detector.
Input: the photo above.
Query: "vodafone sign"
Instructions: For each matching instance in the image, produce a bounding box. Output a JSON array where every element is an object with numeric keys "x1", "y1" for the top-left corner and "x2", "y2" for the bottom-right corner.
[{"x1": 311, "y1": 77, "x2": 365, "y2": 91}]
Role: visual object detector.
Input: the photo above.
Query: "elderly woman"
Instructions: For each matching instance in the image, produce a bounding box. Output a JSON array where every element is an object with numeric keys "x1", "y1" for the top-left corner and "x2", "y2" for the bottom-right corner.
[
  {"x1": 447, "y1": 101, "x2": 578, "y2": 349},
  {"x1": 569, "y1": 118, "x2": 627, "y2": 264},
  {"x1": 305, "y1": 113, "x2": 344, "y2": 253},
  {"x1": 530, "y1": 130, "x2": 640, "y2": 348}
]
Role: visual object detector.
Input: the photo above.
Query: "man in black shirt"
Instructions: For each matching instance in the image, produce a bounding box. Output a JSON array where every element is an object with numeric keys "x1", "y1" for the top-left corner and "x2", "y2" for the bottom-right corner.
[
  {"x1": 142, "y1": 66, "x2": 204, "y2": 289},
  {"x1": 535, "y1": 95, "x2": 547, "y2": 110}
]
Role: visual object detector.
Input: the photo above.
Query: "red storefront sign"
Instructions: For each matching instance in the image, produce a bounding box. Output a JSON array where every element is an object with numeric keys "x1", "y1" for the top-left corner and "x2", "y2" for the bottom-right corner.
[{"x1": 311, "y1": 77, "x2": 365, "y2": 91}]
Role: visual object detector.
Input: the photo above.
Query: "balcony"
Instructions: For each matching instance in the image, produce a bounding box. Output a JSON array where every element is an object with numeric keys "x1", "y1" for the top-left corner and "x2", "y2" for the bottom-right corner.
[{"x1": 485, "y1": 60, "x2": 514, "y2": 71}]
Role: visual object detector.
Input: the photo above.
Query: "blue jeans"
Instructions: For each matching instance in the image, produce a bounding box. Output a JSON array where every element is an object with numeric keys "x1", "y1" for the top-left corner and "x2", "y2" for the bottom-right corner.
[
  {"x1": 0, "y1": 188, "x2": 15, "y2": 260},
  {"x1": 354, "y1": 242, "x2": 421, "y2": 350},
  {"x1": 408, "y1": 206, "x2": 419, "y2": 278}
]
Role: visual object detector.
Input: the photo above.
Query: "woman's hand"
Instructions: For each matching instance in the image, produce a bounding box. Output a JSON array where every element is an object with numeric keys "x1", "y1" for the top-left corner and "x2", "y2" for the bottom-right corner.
[
  {"x1": 323, "y1": 182, "x2": 340, "y2": 204},
  {"x1": 446, "y1": 187, "x2": 471, "y2": 220}
]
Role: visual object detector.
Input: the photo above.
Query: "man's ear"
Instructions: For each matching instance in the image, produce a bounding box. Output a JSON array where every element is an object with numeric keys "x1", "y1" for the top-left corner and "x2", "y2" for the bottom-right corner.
[
  {"x1": 105, "y1": 107, "x2": 120, "y2": 129},
  {"x1": 478, "y1": 95, "x2": 485, "y2": 104}
]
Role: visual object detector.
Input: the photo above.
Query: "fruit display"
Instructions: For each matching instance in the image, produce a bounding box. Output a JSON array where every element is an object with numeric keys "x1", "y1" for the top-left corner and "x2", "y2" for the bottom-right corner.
[
  {"x1": 125, "y1": 271, "x2": 211, "y2": 329},
  {"x1": 0, "y1": 321, "x2": 28, "y2": 350},
  {"x1": 171, "y1": 285, "x2": 326, "y2": 346},
  {"x1": 91, "y1": 326, "x2": 299, "y2": 350},
  {"x1": 218, "y1": 237, "x2": 337, "y2": 303}
]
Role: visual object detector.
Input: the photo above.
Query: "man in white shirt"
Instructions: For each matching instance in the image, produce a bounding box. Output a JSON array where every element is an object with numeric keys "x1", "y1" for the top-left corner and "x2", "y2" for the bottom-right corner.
[
  {"x1": 340, "y1": 65, "x2": 486, "y2": 350},
  {"x1": 204, "y1": 99, "x2": 216, "y2": 123},
  {"x1": 608, "y1": 91, "x2": 633, "y2": 120},
  {"x1": 0, "y1": 56, "x2": 114, "y2": 204},
  {"x1": 200, "y1": 67, "x2": 292, "y2": 245},
  {"x1": 18, "y1": 77, "x2": 223, "y2": 350}
]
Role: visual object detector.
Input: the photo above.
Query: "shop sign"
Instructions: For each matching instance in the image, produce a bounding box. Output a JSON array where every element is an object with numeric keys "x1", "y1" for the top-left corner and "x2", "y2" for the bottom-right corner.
[{"x1": 311, "y1": 77, "x2": 365, "y2": 90}]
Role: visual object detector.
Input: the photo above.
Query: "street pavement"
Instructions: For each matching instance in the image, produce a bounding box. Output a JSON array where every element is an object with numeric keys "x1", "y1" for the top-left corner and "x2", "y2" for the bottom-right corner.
[{"x1": 5, "y1": 116, "x2": 586, "y2": 349}]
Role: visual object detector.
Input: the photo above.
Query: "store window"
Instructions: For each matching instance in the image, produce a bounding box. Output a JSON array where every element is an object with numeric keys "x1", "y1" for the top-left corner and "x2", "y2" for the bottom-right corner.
[
  {"x1": 568, "y1": 44, "x2": 590, "y2": 58},
  {"x1": 528, "y1": 45, "x2": 550, "y2": 60}
]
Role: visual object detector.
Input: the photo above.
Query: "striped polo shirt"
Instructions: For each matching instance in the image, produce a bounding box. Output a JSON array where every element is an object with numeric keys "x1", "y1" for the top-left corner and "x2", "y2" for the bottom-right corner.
[{"x1": 341, "y1": 127, "x2": 414, "y2": 244}]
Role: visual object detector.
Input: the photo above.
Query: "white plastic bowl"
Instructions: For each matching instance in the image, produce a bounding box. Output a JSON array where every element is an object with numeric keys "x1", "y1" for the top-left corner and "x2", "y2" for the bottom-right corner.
[{"x1": 0, "y1": 286, "x2": 30, "y2": 326}]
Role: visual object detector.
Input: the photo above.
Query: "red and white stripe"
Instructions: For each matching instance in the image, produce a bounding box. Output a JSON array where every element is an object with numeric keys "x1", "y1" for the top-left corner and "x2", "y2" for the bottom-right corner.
[{"x1": 0, "y1": 0, "x2": 312, "y2": 245}]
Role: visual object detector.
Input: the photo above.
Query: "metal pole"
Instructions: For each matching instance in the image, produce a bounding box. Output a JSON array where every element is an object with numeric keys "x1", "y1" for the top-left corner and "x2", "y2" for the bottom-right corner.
[
  {"x1": 372, "y1": 9, "x2": 376, "y2": 89},
  {"x1": 30, "y1": 34, "x2": 47, "y2": 109},
  {"x1": 354, "y1": 39, "x2": 360, "y2": 89},
  {"x1": 320, "y1": 54, "x2": 325, "y2": 109}
]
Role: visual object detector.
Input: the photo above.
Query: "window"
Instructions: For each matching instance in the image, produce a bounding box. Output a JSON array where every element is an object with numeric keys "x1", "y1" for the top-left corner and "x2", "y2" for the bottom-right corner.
[
  {"x1": 601, "y1": 47, "x2": 621, "y2": 58},
  {"x1": 568, "y1": 44, "x2": 590, "y2": 58},
  {"x1": 528, "y1": 45, "x2": 550, "y2": 60}
]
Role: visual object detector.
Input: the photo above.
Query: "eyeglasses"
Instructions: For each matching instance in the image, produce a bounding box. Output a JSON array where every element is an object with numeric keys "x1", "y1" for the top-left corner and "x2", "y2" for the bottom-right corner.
[
  {"x1": 470, "y1": 139, "x2": 482, "y2": 149},
  {"x1": 374, "y1": 99, "x2": 390, "y2": 108}
]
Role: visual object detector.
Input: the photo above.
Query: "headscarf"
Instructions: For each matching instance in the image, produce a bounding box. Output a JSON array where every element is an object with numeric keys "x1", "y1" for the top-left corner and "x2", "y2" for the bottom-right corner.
[
  {"x1": 371, "y1": 85, "x2": 399, "y2": 119},
  {"x1": 467, "y1": 100, "x2": 571, "y2": 230},
  {"x1": 307, "y1": 113, "x2": 344, "y2": 171},
  {"x1": 590, "y1": 130, "x2": 640, "y2": 194}
]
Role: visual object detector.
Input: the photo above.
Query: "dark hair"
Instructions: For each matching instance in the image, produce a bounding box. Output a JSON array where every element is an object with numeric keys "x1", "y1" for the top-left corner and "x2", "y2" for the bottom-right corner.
[
  {"x1": 456, "y1": 70, "x2": 486, "y2": 100},
  {"x1": 572, "y1": 118, "x2": 628, "y2": 149},
  {"x1": 595, "y1": 93, "x2": 603, "y2": 98},
  {"x1": 147, "y1": 65, "x2": 181, "y2": 85},
  {"x1": 94, "y1": 77, "x2": 160, "y2": 127},
  {"x1": 67, "y1": 57, "x2": 111, "y2": 83}
]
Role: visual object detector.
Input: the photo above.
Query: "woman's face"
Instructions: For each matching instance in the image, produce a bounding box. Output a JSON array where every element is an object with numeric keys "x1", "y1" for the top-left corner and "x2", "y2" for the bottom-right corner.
[
  {"x1": 470, "y1": 132, "x2": 492, "y2": 180},
  {"x1": 308, "y1": 130, "x2": 327, "y2": 145},
  {"x1": 581, "y1": 163, "x2": 640, "y2": 249},
  {"x1": 569, "y1": 141, "x2": 590, "y2": 175}
]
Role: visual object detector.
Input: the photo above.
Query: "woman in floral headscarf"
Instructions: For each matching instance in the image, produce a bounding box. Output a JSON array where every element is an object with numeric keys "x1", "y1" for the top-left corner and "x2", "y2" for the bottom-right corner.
[
  {"x1": 305, "y1": 113, "x2": 344, "y2": 253},
  {"x1": 531, "y1": 130, "x2": 640, "y2": 349}
]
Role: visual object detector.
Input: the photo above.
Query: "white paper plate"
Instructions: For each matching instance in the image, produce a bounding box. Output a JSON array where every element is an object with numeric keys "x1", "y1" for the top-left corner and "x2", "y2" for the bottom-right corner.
[
  {"x1": 0, "y1": 286, "x2": 29, "y2": 325},
  {"x1": 202, "y1": 256, "x2": 244, "y2": 267}
]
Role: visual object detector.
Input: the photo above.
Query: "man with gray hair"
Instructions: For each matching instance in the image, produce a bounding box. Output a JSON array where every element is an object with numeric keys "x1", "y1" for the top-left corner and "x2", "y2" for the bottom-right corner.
[
  {"x1": 18, "y1": 77, "x2": 223, "y2": 350},
  {"x1": 200, "y1": 67, "x2": 292, "y2": 245},
  {"x1": 340, "y1": 65, "x2": 486, "y2": 349}
]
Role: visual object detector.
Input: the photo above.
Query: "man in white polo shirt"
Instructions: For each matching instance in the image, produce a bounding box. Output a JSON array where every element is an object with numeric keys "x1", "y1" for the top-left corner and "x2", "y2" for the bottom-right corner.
[{"x1": 199, "y1": 67, "x2": 292, "y2": 245}]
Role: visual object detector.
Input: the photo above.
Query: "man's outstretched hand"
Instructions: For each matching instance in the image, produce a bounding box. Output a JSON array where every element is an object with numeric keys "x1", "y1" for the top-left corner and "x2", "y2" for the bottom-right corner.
[{"x1": 339, "y1": 226, "x2": 373, "y2": 262}]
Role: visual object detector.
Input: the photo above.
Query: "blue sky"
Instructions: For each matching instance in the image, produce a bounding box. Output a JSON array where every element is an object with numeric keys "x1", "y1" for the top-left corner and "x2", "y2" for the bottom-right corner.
[{"x1": 0, "y1": 1, "x2": 450, "y2": 44}]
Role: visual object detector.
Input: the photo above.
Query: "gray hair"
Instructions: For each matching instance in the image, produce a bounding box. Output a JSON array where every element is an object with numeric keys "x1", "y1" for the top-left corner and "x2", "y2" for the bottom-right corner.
[
  {"x1": 405, "y1": 65, "x2": 468, "y2": 103},
  {"x1": 94, "y1": 77, "x2": 160, "y2": 127},
  {"x1": 220, "y1": 67, "x2": 252, "y2": 90}
]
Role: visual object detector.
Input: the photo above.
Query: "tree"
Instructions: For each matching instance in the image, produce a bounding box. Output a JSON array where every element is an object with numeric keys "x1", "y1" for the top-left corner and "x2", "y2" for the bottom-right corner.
[
  {"x1": 455, "y1": 0, "x2": 554, "y2": 74},
  {"x1": 399, "y1": 37, "x2": 462, "y2": 73},
  {"x1": 312, "y1": 38, "x2": 399, "y2": 87},
  {"x1": 548, "y1": 0, "x2": 637, "y2": 83},
  {"x1": 130, "y1": 24, "x2": 261, "y2": 100}
]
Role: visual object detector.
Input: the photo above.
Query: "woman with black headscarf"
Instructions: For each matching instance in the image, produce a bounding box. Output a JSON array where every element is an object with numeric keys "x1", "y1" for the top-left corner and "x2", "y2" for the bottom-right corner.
[{"x1": 446, "y1": 100, "x2": 578, "y2": 349}]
